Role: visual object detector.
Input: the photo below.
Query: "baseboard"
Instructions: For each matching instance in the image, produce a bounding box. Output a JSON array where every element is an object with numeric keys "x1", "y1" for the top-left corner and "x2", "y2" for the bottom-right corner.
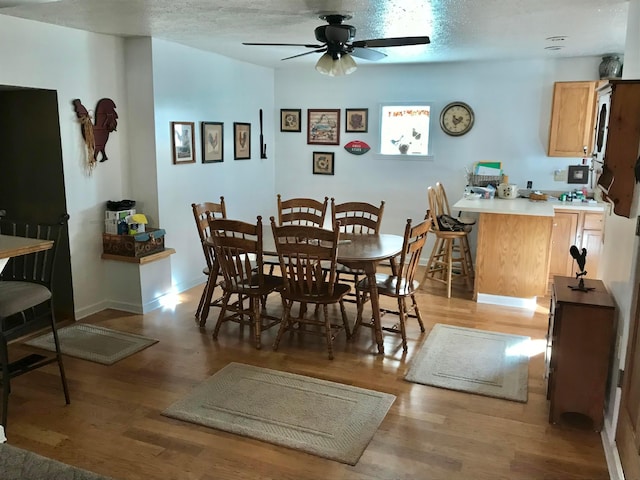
[
  {"x1": 602, "y1": 421, "x2": 625, "y2": 480},
  {"x1": 74, "y1": 300, "x2": 110, "y2": 320},
  {"x1": 476, "y1": 293, "x2": 537, "y2": 310}
]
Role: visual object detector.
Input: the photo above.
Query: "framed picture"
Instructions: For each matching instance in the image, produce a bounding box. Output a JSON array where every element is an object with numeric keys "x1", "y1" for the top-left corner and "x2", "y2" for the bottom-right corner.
[
  {"x1": 201, "y1": 122, "x2": 223, "y2": 163},
  {"x1": 345, "y1": 108, "x2": 368, "y2": 133},
  {"x1": 307, "y1": 109, "x2": 340, "y2": 145},
  {"x1": 280, "y1": 109, "x2": 301, "y2": 132},
  {"x1": 233, "y1": 122, "x2": 251, "y2": 160},
  {"x1": 312, "y1": 151, "x2": 335, "y2": 175},
  {"x1": 171, "y1": 121, "x2": 195, "y2": 164},
  {"x1": 568, "y1": 165, "x2": 590, "y2": 184}
]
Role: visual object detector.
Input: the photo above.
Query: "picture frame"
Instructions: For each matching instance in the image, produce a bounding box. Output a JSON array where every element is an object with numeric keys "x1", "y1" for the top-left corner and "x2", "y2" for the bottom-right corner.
[
  {"x1": 307, "y1": 109, "x2": 340, "y2": 145},
  {"x1": 233, "y1": 122, "x2": 251, "y2": 160},
  {"x1": 280, "y1": 109, "x2": 301, "y2": 132},
  {"x1": 201, "y1": 122, "x2": 223, "y2": 163},
  {"x1": 171, "y1": 121, "x2": 195, "y2": 164},
  {"x1": 312, "y1": 151, "x2": 335, "y2": 175},
  {"x1": 345, "y1": 108, "x2": 368, "y2": 133},
  {"x1": 568, "y1": 165, "x2": 590, "y2": 184}
]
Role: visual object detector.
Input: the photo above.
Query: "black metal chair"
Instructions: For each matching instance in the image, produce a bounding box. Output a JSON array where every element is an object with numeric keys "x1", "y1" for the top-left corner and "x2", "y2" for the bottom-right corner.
[{"x1": 0, "y1": 214, "x2": 71, "y2": 430}]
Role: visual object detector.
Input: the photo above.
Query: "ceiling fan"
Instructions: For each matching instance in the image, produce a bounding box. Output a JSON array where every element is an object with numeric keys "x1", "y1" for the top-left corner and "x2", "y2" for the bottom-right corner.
[{"x1": 243, "y1": 14, "x2": 430, "y2": 76}]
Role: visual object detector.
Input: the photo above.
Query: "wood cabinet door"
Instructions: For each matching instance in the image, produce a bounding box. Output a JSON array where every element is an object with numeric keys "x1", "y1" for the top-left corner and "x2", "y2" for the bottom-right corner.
[
  {"x1": 549, "y1": 211, "x2": 578, "y2": 279},
  {"x1": 578, "y1": 229, "x2": 602, "y2": 279},
  {"x1": 548, "y1": 81, "x2": 597, "y2": 157}
]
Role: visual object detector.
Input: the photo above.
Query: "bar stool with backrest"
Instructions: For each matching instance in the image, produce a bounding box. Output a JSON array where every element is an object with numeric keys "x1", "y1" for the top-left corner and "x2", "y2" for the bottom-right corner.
[
  {"x1": 208, "y1": 216, "x2": 282, "y2": 349},
  {"x1": 270, "y1": 217, "x2": 351, "y2": 360},
  {"x1": 355, "y1": 217, "x2": 431, "y2": 351},
  {"x1": 435, "y1": 182, "x2": 475, "y2": 276},
  {"x1": 330, "y1": 198, "x2": 385, "y2": 302},
  {"x1": 191, "y1": 198, "x2": 226, "y2": 326},
  {"x1": 0, "y1": 214, "x2": 71, "y2": 430},
  {"x1": 422, "y1": 186, "x2": 474, "y2": 298}
]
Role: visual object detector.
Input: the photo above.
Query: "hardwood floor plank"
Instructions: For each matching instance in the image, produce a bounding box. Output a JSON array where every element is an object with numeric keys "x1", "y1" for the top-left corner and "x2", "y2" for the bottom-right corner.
[{"x1": 1, "y1": 278, "x2": 610, "y2": 479}]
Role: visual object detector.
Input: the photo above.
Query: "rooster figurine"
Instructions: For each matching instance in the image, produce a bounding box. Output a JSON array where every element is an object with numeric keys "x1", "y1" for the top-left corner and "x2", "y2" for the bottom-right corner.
[{"x1": 73, "y1": 98, "x2": 118, "y2": 170}]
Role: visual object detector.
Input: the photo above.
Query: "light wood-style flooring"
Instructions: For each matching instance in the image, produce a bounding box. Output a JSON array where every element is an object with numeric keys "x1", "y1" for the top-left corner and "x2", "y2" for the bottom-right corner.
[{"x1": 4, "y1": 276, "x2": 609, "y2": 480}]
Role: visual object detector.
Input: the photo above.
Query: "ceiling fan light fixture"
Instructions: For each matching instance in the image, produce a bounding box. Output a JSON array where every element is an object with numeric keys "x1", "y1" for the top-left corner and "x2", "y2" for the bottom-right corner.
[{"x1": 315, "y1": 52, "x2": 357, "y2": 76}]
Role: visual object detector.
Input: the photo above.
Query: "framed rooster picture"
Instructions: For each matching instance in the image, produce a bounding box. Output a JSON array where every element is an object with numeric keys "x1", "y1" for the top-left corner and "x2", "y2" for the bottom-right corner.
[
  {"x1": 201, "y1": 122, "x2": 223, "y2": 163},
  {"x1": 171, "y1": 121, "x2": 195, "y2": 164},
  {"x1": 234, "y1": 122, "x2": 251, "y2": 160}
]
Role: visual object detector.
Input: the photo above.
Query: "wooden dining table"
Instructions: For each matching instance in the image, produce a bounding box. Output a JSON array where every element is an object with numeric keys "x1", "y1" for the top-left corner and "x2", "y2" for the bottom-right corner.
[
  {"x1": 0, "y1": 234, "x2": 54, "y2": 272},
  {"x1": 201, "y1": 227, "x2": 404, "y2": 355}
]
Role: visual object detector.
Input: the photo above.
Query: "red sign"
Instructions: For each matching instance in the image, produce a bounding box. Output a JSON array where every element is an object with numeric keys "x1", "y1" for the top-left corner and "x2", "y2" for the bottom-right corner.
[{"x1": 344, "y1": 140, "x2": 371, "y2": 155}]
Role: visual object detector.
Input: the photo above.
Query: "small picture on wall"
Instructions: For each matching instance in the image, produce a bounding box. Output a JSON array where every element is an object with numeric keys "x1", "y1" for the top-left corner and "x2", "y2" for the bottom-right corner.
[
  {"x1": 280, "y1": 109, "x2": 301, "y2": 132},
  {"x1": 234, "y1": 122, "x2": 251, "y2": 160},
  {"x1": 308, "y1": 109, "x2": 340, "y2": 145},
  {"x1": 201, "y1": 122, "x2": 223, "y2": 163},
  {"x1": 345, "y1": 108, "x2": 368, "y2": 133},
  {"x1": 313, "y1": 151, "x2": 335, "y2": 175},
  {"x1": 171, "y1": 121, "x2": 196, "y2": 164}
]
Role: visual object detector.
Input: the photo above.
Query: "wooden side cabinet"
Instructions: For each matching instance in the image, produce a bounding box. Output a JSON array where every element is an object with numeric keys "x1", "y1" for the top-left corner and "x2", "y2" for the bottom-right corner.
[
  {"x1": 546, "y1": 276, "x2": 615, "y2": 431},
  {"x1": 548, "y1": 81, "x2": 597, "y2": 157},
  {"x1": 549, "y1": 209, "x2": 604, "y2": 281}
]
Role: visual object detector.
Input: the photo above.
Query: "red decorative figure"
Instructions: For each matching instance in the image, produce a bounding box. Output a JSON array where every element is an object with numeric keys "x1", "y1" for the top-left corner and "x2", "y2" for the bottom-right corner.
[{"x1": 73, "y1": 98, "x2": 118, "y2": 166}]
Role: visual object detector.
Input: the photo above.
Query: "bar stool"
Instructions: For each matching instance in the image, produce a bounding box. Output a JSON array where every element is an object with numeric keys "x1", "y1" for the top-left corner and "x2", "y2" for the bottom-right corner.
[
  {"x1": 435, "y1": 182, "x2": 475, "y2": 278},
  {"x1": 422, "y1": 186, "x2": 474, "y2": 298}
]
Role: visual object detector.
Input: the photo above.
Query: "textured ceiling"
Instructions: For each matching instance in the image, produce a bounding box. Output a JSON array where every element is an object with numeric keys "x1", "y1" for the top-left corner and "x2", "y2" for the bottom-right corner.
[{"x1": 0, "y1": 0, "x2": 630, "y2": 69}]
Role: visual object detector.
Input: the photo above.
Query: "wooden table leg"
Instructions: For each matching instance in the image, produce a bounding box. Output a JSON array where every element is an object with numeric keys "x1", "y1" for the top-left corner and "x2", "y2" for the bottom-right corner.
[{"x1": 363, "y1": 263, "x2": 385, "y2": 355}]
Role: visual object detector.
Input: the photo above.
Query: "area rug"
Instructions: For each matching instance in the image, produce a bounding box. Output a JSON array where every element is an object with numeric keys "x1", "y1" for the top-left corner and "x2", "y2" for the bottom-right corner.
[
  {"x1": 0, "y1": 443, "x2": 114, "y2": 480},
  {"x1": 24, "y1": 323, "x2": 158, "y2": 366},
  {"x1": 162, "y1": 362, "x2": 395, "y2": 465},
  {"x1": 405, "y1": 324, "x2": 530, "y2": 402}
]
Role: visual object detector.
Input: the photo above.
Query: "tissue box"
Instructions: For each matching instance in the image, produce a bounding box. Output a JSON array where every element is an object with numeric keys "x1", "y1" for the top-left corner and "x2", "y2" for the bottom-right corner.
[{"x1": 102, "y1": 228, "x2": 165, "y2": 258}]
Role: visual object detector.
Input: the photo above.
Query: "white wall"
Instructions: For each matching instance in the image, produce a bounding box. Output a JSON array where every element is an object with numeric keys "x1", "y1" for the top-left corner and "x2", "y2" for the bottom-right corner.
[
  {"x1": 148, "y1": 39, "x2": 276, "y2": 294},
  {"x1": 0, "y1": 15, "x2": 129, "y2": 317},
  {"x1": 274, "y1": 57, "x2": 600, "y2": 240}
]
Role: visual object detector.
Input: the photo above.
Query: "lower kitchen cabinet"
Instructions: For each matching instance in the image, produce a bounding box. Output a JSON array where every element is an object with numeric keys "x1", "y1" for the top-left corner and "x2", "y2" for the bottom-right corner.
[
  {"x1": 549, "y1": 209, "x2": 604, "y2": 281},
  {"x1": 546, "y1": 276, "x2": 615, "y2": 431}
]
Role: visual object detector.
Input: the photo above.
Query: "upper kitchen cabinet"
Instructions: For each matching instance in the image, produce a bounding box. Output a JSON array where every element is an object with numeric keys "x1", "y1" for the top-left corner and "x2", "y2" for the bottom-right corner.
[
  {"x1": 594, "y1": 80, "x2": 640, "y2": 218},
  {"x1": 548, "y1": 81, "x2": 597, "y2": 157}
]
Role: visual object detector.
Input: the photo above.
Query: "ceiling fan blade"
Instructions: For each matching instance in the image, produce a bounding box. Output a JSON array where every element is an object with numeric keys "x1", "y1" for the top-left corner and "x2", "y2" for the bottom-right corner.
[
  {"x1": 243, "y1": 42, "x2": 324, "y2": 48},
  {"x1": 351, "y1": 36, "x2": 431, "y2": 48},
  {"x1": 351, "y1": 47, "x2": 386, "y2": 61},
  {"x1": 281, "y1": 48, "x2": 327, "y2": 61}
]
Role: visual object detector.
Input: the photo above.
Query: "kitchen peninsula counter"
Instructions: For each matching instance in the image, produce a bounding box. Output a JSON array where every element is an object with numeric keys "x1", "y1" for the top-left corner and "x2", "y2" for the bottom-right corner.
[{"x1": 451, "y1": 197, "x2": 606, "y2": 307}]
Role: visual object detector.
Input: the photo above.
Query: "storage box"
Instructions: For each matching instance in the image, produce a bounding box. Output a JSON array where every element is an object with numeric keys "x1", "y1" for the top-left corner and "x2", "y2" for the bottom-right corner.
[
  {"x1": 105, "y1": 209, "x2": 136, "y2": 221},
  {"x1": 102, "y1": 228, "x2": 166, "y2": 258}
]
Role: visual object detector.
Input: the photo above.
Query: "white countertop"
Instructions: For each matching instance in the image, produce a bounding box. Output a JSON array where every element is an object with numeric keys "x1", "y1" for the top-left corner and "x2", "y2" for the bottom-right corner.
[{"x1": 452, "y1": 197, "x2": 607, "y2": 217}]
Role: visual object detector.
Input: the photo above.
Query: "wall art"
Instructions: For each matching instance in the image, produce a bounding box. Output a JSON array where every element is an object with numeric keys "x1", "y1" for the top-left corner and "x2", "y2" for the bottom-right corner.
[
  {"x1": 201, "y1": 122, "x2": 223, "y2": 163},
  {"x1": 234, "y1": 122, "x2": 251, "y2": 160},
  {"x1": 171, "y1": 121, "x2": 195, "y2": 164},
  {"x1": 308, "y1": 109, "x2": 340, "y2": 145},
  {"x1": 313, "y1": 151, "x2": 335, "y2": 175}
]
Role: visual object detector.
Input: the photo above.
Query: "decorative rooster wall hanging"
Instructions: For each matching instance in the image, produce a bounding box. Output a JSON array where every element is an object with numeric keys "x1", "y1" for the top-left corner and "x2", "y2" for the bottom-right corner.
[{"x1": 73, "y1": 98, "x2": 118, "y2": 173}]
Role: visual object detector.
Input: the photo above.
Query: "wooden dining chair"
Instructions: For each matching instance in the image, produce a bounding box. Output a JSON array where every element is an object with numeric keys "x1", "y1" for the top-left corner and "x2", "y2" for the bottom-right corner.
[
  {"x1": 276, "y1": 195, "x2": 329, "y2": 227},
  {"x1": 0, "y1": 214, "x2": 71, "y2": 430},
  {"x1": 266, "y1": 195, "x2": 330, "y2": 275},
  {"x1": 270, "y1": 217, "x2": 351, "y2": 360},
  {"x1": 422, "y1": 186, "x2": 474, "y2": 298},
  {"x1": 191, "y1": 198, "x2": 226, "y2": 326},
  {"x1": 208, "y1": 216, "x2": 282, "y2": 349},
  {"x1": 330, "y1": 198, "x2": 385, "y2": 302},
  {"x1": 355, "y1": 217, "x2": 430, "y2": 351}
]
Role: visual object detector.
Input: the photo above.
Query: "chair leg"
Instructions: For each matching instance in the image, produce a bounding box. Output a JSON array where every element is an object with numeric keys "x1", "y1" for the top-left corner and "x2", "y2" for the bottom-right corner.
[
  {"x1": 322, "y1": 304, "x2": 334, "y2": 360},
  {"x1": 212, "y1": 292, "x2": 232, "y2": 339},
  {"x1": 446, "y1": 239, "x2": 454, "y2": 298},
  {"x1": 410, "y1": 293, "x2": 425, "y2": 332},
  {"x1": 0, "y1": 334, "x2": 10, "y2": 429},
  {"x1": 49, "y1": 312, "x2": 70, "y2": 405},
  {"x1": 339, "y1": 300, "x2": 351, "y2": 339},
  {"x1": 397, "y1": 298, "x2": 408, "y2": 352},
  {"x1": 195, "y1": 279, "x2": 207, "y2": 319},
  {"x1": 273, "y1": 300, "x2": 293, "y2": 351}
]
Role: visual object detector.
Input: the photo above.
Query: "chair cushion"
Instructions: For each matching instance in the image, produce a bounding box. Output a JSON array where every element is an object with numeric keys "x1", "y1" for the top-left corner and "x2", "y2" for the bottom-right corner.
[{"x1": 0, "y1": 282, "x2": 52, "y2": 319}]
